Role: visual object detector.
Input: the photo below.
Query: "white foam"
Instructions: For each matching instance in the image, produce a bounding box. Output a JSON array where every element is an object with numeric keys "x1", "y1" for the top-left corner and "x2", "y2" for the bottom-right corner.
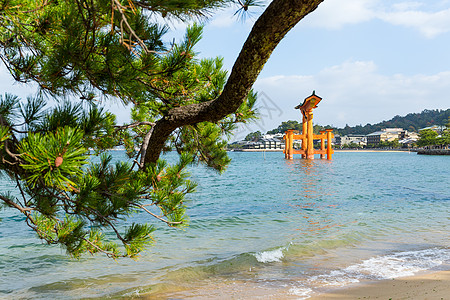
[
  {"x1": 306, "y1": 248, "x2": 450, "y2": 288},
  {"x1": 309, "y1": 270, "x2": 360, "y2": 287},
  {"x1": 289, "y1": 286, "x2": 313, "y2": 299},
  {"x1": 345, "y1": 248, "x2": 450, "y2": 279},
  {"x1": 122, "y1": 289, "x2": 141, "y2": 297},
  {"x1": 254, "y1": 248, "x2": 284, "y2": 263}
]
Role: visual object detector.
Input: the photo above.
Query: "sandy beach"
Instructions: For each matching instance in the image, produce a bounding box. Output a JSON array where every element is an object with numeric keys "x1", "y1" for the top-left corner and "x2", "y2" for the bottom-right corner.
[
  {"x1": 138, "y1": 270, "x2": 450, "y2": 299},
  {"x1": 310, "y1": 270, "x2": 450, "y2": 299}
]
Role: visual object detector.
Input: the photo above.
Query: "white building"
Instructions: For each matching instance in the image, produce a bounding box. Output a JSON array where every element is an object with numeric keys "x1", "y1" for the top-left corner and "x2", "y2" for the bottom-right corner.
[{"x1": 335, "y1": 135, "x2": 367, "y2": 147}]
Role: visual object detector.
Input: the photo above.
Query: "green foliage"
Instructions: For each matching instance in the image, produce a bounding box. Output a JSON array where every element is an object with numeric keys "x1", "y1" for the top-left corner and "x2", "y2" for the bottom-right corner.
[
  {"x1": 378, "y1": 139, "x2": 400, "y2": 149},
  {"x1": 174, "y1": 123, "x2": 231, "y2": 173},
  {"x1": 417, "y1": 127, "x2": 449, "y2": 147},
  {"x1": 0, "y1": 0, "x2": 263, "y2": 259},
  {"x1": 441, "y1": 117, "x2": 450, "y2": 146},
  {"x1": 0, "y1": 94, "x2": 20, "y2": 123},
  {"x1": 19, "y1": 127, "x2": 88, "y2": 191},
  {"x1": 267, "y1": 120, "x2": 302, "y2": 134},
  {"x1": 19, "y1": 96, "x2": 47, "y2": 129},
  {"x1": 123, "y1": 223, "x2": 156, "y2": 257},
  {"x1": 0, "y1": 1, "x2": 257, "y2": 104},
  {"x1": 0, "y1": 95, "x2": 204, "y2": 258},
  {"x1": 335, "y1": 109, "x2": 450, "y2": 136},
  {"x1": 417, "y1": 129, "x2": 438, "y2": 147},
  {"x1": 0, "y1": 25, "x2": 256, "y2": 257},
  {"x1": 0, "y1": 126, "x2": 10, "y2": 144},
  {"x1": 441, "y1": 131, "x2": 450, "y2": 146},
  {"x1": 265, "y1": 109, "x2": 450, "y2": 137},
  {"x1": 244, "y1": 130, "x2": 262, "y2": 141},
  {"x1": 341, "y1": 142, "x2": 362, "y2": 149}
]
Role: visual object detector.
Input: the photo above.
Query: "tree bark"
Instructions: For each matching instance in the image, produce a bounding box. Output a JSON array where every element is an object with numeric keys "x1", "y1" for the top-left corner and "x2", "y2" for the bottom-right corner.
[{"x1": 144, "y1": 0, "x2": 324, "y2": 165}]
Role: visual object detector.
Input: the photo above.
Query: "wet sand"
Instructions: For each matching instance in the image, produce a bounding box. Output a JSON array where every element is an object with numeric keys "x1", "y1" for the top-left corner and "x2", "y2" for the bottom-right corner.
[{"x1": 310, "y1": 270, "x2": 450, "y2": 299}]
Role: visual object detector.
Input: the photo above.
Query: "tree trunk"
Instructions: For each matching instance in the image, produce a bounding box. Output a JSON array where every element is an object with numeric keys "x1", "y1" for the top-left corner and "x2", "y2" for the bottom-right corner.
[{"x1": 144, "y1": 0, "x2": 324, "y2": 165}]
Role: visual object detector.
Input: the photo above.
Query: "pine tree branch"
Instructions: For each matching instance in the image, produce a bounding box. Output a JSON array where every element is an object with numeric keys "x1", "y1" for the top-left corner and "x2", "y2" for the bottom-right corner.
[
  {"x1": 130, "y1": 158, "x2": 142, "y2": 170},
  {"x1": 143, "y1": 0, "x2": 324, "y2": 166},
  {"x1": 83, "y1": 237, "x2": 119, "y2": 258},
  {"x1": 1, "y1": 157, "x2": 17, "y2": 165},
  {"x1": 0, "y1": 117, "x2": 22, "y2": 163},
  {"x1": 114, "y1": 121, "x2": 155, "y2": 131},
  {"x1": 139, "y1": 128, "x2": 153, "y2": 167},
  {"x1": 0, "y1": 194, "x2": 34, "y2": 214},
  {"x1": 2, "y1": 145, "x2": 20, "y2": 161},
  {"x1": 132, "y1": 202, "x2": 183, "y2": 225},
  {"x1": 112, "y1": 0, "x2": 153, "y2": 55},
  {"x1": 14, "y1": 174, "x2": 29, "y2": 208},
  {"x1": 86, "y1": 207, "x2": 128, "y2": 244},
  {"x1": 10, "y1": 127, "x2": 28, "y2": 134}
]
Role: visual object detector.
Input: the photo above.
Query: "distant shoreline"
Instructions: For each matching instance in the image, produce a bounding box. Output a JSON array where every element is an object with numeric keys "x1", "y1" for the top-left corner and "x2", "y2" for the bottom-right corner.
[
  {"x1": 229, "y1": 149, "x2": 283, "y2": 152},
  {"x1": 334, "y1": 149, "x2": 413, "y2": 153},
  {"x1": 228, "y1": 149, "x2": 415, "y2": 153}
]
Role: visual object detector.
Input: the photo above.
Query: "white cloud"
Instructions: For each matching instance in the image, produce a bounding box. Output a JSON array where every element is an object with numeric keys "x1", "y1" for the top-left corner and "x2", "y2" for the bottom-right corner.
[
  {"x1": 379, "y1": 7, "x2": 450, "y2": 38},
  {"x1": 253, "y1": 60, "x2": 450, "y2": 130},
  {"x1": 303, "y1": 0, "x2": 379, "y2": 29},
  {"x1": 303, "y1": 0, "x2": 450, "y2": 38},
  {"x1": 391, "y1": 2, "x2": 424, "y2": 11}
]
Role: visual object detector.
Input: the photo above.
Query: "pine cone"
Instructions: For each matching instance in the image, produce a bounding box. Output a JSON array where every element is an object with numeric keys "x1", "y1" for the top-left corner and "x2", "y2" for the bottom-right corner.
[{"x1": 55, "y1": 156, "x2": 63, "y2": 167}]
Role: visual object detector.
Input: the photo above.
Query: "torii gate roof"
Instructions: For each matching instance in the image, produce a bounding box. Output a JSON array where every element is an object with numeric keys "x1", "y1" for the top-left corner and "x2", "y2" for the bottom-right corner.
[{"x1": 295, "y1": 91, "x2": 322, "y2": 112}]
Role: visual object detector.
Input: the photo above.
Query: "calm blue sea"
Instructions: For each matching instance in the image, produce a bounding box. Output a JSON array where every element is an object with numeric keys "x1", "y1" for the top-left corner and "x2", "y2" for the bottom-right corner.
[{"x1": 0, "y1": 151, "x2": 449, "y2": 299}]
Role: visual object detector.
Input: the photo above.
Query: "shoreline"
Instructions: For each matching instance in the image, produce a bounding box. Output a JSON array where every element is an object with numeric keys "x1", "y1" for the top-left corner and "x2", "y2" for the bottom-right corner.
[
  {"x1": 309, "y1": 270, "x2": 450, "y2": 299},
  {"x1": 138, "y1": 269, "x2": 450, "y2": 299}
]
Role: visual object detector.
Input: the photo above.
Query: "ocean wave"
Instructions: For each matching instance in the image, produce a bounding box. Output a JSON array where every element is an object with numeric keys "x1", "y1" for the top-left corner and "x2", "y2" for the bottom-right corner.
[
  {"x1": 308, "y1": 247, "x2": 450, "y2": 288},
  {"x1": 253, "y1": 247, "x2": 286, "y2": 263},
  {"x1": 345, "y1": 247, "x2": 450, "y2": 279}
]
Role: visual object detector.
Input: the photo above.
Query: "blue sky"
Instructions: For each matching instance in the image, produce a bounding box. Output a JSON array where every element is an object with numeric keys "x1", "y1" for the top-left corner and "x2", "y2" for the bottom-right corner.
[
  {"x1": 193, "y1": 0, "x2": 450, "y2": 138},
  {"x1": 1, "y1": 0, "x2": 449, "y2": 139}
]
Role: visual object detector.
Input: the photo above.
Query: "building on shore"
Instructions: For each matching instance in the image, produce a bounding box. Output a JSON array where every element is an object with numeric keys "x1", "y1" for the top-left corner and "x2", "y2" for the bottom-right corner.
[
  {"x1": 335, "y1": 134, "x2": 367, "y2": 147},
  {"x1": 365, "y1": 128, "x2": 420, "y2": 147},
  {"x1": 419, "y1": 125, "x2": 447, "y2": 134},
  {"x1": 399, "y1": 132, "x2": 419, "y2": 147},
  {"x1": 229, "y1": 137, "x2": 285, "y2": 150},
  {"x1": 366, "y1": 128, "x2": 404, "y2": 146},
  {"x1": 262, "y1": 133, "x2": 284, "y2": 140},
  {"x1": 261, "y1": 138, "x2": 284, "y2": 149},
  {"x1": 230, "y1": 126, "x2": 425, "y2": 151}
]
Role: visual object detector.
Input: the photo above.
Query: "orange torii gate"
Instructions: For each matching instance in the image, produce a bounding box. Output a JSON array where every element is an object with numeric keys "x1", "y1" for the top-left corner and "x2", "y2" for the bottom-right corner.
[{"x1": 283, "y1": 91, "x2": 334, "y2": 160}]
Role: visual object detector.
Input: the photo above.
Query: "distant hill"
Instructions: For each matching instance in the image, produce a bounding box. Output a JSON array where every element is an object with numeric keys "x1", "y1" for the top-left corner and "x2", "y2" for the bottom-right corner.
[
  {"x1": 336, "y1": 109, "x2": 449, "y2": 135},
  {"x1": 266, "y1": 109, "x2": 449, "y2": 136}
]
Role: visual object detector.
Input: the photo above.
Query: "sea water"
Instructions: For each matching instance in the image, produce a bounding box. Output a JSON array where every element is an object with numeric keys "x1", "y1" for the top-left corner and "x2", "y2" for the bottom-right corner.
[{"x1": 0, "y1": 151, "x2": 449, "y2": 299}]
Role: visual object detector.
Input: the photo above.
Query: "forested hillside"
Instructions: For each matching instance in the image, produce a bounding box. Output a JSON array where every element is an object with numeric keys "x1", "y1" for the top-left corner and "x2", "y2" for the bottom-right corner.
[{"x1": 267, "y1": 109, "x2": 449, "y2": 136}]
